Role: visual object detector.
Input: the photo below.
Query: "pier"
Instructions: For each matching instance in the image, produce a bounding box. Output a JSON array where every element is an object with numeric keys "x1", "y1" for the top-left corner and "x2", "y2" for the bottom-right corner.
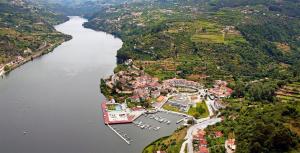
[{"x1": 107, "y1": 124, "x2": 131, "y2": 145}]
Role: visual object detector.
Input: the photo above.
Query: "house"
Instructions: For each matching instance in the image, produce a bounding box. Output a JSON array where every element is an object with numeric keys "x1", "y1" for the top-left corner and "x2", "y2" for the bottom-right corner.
[
  {"x1": 133, "y1": 88, "x2": 149, "y2": 99},
  {"x1": 157, "y1": 96, "x2": 165, "y2": 102},
  {"x1": 199, "y1": 146, "x2": 209, "y2": 153},
  {"x1": 198, "y1": 129, "x2": 206, "y2": 137},
  {"x1": 110, "y1": 99, "x2": 116, "y2": 104},
  {"x1": 130, "y1": 95, "x2": 140, "y2": 103},
  {"x1": 209, "y1": 80, "x2": 233, "y2": 98},
  {"x1": 225, "y1": 139, "x2": 236, "y2": 153},
  {"x1": 199, "y1": 139, "x2": 207, "y2": 147},
  {"x1": 151, "y1": 90, "x2": 161, "y2": 98},
  {"x1": 16, "y1": 56, "x2": 24, "y2": 63},
  {"x1": 215, "y1": 131, "x2": 223, "y2": 138},
  {"x1": 124, "y1": 59, "x2": 133, "y2": 65}
]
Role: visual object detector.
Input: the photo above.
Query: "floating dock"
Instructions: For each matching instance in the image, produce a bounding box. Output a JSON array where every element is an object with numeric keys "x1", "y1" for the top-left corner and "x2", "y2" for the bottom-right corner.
[{"x1": 107, "y1": 124, "x2": 131, "y2": 145}]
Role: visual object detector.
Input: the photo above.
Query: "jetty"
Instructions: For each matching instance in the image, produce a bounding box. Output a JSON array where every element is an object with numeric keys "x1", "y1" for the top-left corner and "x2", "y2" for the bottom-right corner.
[{"x1": 107, "y1": 124, "x2": 131, "y2": 145}]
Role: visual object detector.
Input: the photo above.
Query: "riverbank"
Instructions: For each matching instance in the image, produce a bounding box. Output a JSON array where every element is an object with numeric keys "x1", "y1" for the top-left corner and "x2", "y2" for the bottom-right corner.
[
  {"x1": 143, "y1": 126, "x2": 187, "y2": 153},
  {"x1": 0, "y1": 36, "x2": 71, "y2": 76}
]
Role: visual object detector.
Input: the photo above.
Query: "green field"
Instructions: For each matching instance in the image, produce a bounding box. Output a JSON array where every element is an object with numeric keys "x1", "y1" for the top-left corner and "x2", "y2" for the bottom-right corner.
[
  {"x1": 191, "y1": 34, "x2": 224, "y2": 43},
  {"x1": 162, "y1": 103, "x2": 181, "y2": 112},
  {"x1": 188, "y1": 102, "x2": 209, "y2": 119}
]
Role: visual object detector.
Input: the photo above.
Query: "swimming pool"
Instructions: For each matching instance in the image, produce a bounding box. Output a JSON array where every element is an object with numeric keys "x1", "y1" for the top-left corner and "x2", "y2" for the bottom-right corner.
[{"x1": 115, "y1": 105, "x2": 122, "y2": 111}]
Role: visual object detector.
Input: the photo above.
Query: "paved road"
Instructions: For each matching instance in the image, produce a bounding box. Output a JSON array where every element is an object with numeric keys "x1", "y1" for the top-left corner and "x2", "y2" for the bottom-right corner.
[{"x1": 180, "y1": 117, "x2": 222, "y2": 153}]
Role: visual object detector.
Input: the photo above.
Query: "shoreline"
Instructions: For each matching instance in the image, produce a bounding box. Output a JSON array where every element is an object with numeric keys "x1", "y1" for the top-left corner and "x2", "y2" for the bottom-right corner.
[
  {"x1": 0, "y1": 16, "x2": 71, "y2": 77},
  {"x1": 0, "y1": 36, "x2": 71, "y2": 77}
]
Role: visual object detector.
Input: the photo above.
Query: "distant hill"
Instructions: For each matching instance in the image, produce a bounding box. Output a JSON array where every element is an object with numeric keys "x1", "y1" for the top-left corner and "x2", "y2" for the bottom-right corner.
[
  {"x1": 27, "y1": 0, "x2": 132, "y2": 16},
  {"x1": 0, "y1": 0, "x2": 69, "y2": 64}
]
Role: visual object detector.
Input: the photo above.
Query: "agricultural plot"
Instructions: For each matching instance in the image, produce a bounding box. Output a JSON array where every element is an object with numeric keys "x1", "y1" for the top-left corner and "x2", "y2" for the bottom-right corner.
[{"x1": 276, "y1": 82, "x2": 300, "y2": 103}]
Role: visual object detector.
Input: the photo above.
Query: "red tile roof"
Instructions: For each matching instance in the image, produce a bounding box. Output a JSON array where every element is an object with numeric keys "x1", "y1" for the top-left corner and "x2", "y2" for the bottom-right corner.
[
  {"x1": 215, "y1": 131, "x2": 223, "y2": 138},
  {"x1": 200, "y1": 139, "x2": 207, "y2": 146},
  {"x1": 199, "y1": 146, "x2": 209, "y2": 153}
]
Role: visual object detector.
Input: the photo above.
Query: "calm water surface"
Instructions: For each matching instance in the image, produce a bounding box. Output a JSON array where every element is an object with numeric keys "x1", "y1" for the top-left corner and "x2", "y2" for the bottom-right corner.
[{"x1": 0, "y1": 16, "x2": 181, "y2": 153}]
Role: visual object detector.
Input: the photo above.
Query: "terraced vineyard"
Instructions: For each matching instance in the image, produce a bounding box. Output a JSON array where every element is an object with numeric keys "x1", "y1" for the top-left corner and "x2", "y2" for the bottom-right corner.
[{"x1": 276, "y1": 82, "x2": 300, "y2": 103}]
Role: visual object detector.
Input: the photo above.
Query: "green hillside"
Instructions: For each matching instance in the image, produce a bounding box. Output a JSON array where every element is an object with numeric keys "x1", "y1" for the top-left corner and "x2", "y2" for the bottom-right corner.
[
  {"x1": 0, "y1": 0, "x2": 70, "y2": 64},
  {"x1": 82, "y1": 0, "x2": 300, "y2": 152}
]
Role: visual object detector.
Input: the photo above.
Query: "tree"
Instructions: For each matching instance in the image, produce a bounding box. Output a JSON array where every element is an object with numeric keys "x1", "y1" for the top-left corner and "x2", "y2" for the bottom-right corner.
[
  {"x1": 196, "y1": 105, "x2": 205, "y2": 114},
  {"x1": 4, "y1": 65, "x2": 10, "y2": 72}
]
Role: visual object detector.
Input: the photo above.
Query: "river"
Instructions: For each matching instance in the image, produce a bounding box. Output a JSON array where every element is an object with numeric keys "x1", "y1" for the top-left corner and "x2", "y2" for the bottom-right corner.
[{"x1": 0, "y1": 16, "x2": 181, "y2": 153}]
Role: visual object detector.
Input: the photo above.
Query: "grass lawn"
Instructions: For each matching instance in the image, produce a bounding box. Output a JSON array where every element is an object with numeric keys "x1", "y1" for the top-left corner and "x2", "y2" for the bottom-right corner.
[
  {"x1": 162, "y1": 103, "x2": 181, "y2": 112},
  {"x1": 163, "y1": 101, "x2": 210, "y2": 119},
  {"x1": 188, "y1": 102, "x2": 209, "y2": 119},
  {"x1": 106, "y1": 104, "x2": 117, "y2": 111}
]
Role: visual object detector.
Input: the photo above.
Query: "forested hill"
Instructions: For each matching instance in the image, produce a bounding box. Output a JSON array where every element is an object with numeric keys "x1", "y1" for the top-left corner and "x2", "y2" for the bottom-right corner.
[
  {"x1": 84, "y1": 0, "x2": 300, "y2": 82},
  {"x1": 209, "y1": 0, "x2": 300, "y2": 17},
  {"x1": 0, "y1": 0, "x2": 70, "y2": 65},
  {"x1": 29, "y1": 0, "x2": 131, "y2": 16}
]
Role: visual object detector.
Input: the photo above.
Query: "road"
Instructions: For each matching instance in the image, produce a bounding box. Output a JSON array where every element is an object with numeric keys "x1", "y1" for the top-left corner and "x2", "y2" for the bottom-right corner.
[{"x1": 180, "y1": 117, "x2": 222, "y2": 153}]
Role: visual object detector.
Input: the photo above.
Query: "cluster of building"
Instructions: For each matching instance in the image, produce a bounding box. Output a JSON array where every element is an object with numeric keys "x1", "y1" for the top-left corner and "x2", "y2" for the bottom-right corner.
[
  {"x1": 193, "y1": 129, "x2": 225, "y2": 153},
  {"x1": 0, "y1": 56, "x2": 25, "y2": 75},
  {"x1": 105, "y1": 70, "x2": 163, "y2": 102},
  {"x1": 130, "y1": 74, "x2": 162, "y2": 102},
  {"x1": 104, "y1": 68, "x2": 208, "y2": 107},
  {"x1": 209, "y1": 80, "x2": 233, "y2": 98},
  {"x1": 193, "y1": 129, "x2": 209, "y2": 153},
  {"x1": 7, "y1": 56, "x2": 25, "y2": 66}
]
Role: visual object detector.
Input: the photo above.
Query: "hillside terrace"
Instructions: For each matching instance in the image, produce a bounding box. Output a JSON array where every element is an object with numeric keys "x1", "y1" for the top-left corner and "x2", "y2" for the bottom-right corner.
[{"x1": 163, "y1": 78, "x2": 203, "y2": 89}]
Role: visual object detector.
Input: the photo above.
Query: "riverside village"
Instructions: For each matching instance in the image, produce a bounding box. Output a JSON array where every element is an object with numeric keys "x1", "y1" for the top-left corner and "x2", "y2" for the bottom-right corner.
[{"x1": 101, "y1": 59, "x2": 235, "y2": 153}]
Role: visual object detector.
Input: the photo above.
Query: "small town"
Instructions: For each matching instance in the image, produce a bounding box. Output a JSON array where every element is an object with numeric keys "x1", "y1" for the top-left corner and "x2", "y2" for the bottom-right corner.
[
  {"x1": 101, "y1": 59, "x2": 234, "y2": 153},
  {"x1": 1, "y1": 0, "x2": 300, "y2": 153}
]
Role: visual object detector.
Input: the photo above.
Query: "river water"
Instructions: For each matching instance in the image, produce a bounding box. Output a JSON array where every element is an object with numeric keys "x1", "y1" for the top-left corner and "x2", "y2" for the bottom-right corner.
[{"x1": 0, "y1": 16, "x2": 181, "y2": 153}]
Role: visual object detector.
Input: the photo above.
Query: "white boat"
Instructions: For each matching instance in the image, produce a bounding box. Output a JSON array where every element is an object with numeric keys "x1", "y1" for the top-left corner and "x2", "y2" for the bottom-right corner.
[{"x1": 154, "y1": 127, "x2": 161, "y2": 130}]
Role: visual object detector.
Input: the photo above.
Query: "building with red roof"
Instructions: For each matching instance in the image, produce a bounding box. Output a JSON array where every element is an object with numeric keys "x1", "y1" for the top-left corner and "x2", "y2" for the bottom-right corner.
[
  {"x1": 215, "y1": 131, "x2": 223, "y2": 138},
  {"x1": 200, "y1": 139, "x2": 208, "y2": 147},
  {"x1": 199, "y1": 146, "x2": 209, "y2": 153}
]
